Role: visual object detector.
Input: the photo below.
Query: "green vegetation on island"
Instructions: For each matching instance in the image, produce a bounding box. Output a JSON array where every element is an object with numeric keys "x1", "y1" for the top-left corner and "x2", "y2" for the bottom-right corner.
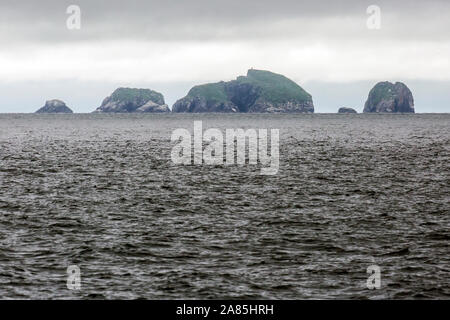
[
  {"x1": 364, "y1": 82, "x2": 415, "y2": 113},
  {"x1": 236, "y1": 69, "x2": 312, "y2": 104},
  {"x1": 94, "y1": 88, "x2": 169, "y2": 113},
  {"x1": 173, "y1": 69, "x2": 314, "y2": 113},
  {"x1": 187, "y1": 82, "x2": 229, "y2": 103}
]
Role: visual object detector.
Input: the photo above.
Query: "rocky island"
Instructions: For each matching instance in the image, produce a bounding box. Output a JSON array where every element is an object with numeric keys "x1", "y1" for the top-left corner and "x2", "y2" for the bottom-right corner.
[
  {"x1": 363, "y1": 82, "x2": 415, "y2": 113},
  {"x1": 93, "y1": 88, "x2": 170, "y2": 113},
  {"x1": 172, "y1": 69, "x2": 314, "y2": 113},
  {"x1": 338, "y1": 107, "x2": 357, "y2": 113},
  {"x1": 35, "y1": 100, "x2": 73, "y2": 113}
]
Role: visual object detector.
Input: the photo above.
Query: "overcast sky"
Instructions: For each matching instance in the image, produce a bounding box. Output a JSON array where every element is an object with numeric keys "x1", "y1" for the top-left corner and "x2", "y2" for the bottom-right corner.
[{"x1": 0, "y1": 0, "x2": 449, "y2": 112}]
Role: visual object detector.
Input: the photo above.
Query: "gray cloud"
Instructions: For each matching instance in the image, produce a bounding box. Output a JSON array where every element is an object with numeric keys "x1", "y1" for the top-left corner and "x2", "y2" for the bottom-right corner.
[{"x1": 1, "y1": 0, "x2": 449, "y2": 43}]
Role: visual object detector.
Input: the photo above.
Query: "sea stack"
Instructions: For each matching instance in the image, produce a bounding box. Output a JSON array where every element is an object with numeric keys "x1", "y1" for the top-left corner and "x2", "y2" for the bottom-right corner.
[
  {"x1": 35, "y1": 100, "x2": 73, "y2": 113},
  {"x1": 172, "y1": 69, "x2": 314, "y2": 113},
  {"x1": 363, "y1": 82, "x2": 415, "y2": 113},
  {"x1": 93, "y1": 88, "x2": 170, "y2": 113},
  {"x1": 338, "y1": 107, "x2": 357, "y2": 114}
]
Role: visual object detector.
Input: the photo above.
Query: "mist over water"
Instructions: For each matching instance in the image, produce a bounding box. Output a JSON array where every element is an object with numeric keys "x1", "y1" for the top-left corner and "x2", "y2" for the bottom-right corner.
[{"x1": 0, "y1": 113, "x2": 448, "y2": 299}]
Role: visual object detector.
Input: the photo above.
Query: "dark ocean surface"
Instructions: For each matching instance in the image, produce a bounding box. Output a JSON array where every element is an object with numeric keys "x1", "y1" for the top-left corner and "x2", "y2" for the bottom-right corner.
[{"x1": 0, "y1": 113, "x2": 448, "y2": 299}]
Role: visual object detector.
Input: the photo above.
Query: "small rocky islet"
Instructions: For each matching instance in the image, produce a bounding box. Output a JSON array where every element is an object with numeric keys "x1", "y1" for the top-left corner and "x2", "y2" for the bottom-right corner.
[
  {"x1": 338, "y1": 107, "x2": 357, "y2": 114},
  {"x1": 35, "y1": 70, "x2": 416, "y2": 114},
  {"x1": 35, "y1": 100, "x2": 73, "y2": 113},
  {"x1": 93, "y1": 88, "x2": 170, "y2": 113}
]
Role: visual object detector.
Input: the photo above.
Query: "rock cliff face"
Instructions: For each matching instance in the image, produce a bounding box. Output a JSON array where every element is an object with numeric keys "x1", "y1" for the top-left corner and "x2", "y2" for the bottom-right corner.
[
  {"x1": 35, "y1": 100, "x2": 73, "y2": 113},
  {"x1": 93, "y1": 88, "x2": 170, "y2": 113},
  {"x1": 363, "y1": 82, "x2": 414, "y2": 113},
  {"x1": 338, "y1": 107, "x2": 357, "y2": 113},
  {"x1": 172, "y1": 69, "x2": 314, "y2": 113}
]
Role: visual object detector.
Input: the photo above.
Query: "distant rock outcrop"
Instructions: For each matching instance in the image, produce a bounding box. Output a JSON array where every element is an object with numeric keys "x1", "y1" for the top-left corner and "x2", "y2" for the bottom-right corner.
[
  {"x1": 93, "y1": 88, "x2": 170, "y2": 113},
  {"x1": 338, "y1": 107, "x2": 357, "y2": 114},
  {"x1": 35, "y1": 100, "x2": 73, "y2": 113},
  {"x1": 172, "y1": 69, "x2": 314, "y2": 113},
  {"x1": 363, "y1": 82, "x2": 414, "y2": 113}
]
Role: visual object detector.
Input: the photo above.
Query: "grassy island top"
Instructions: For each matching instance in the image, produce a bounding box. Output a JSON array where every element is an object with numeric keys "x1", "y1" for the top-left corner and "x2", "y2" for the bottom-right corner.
[
  {"x1": 239, "y1": 69, "x2": 312, "y2": 103},
  {"x1": 367, "y1": 81, "x2": 409, "y2": 106},
  {"x1": 186, "y1": 69, "x2": 312, "y2": 104},
  {"x1": 367, "y1": 82, "x2": 397, "y2": 106},
  {"x1": 110, "y1": 88, "x2": 165, "y2": 104},
  {"x1": 187, "y1": 82, "x2": 229, "y2": 103}
]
